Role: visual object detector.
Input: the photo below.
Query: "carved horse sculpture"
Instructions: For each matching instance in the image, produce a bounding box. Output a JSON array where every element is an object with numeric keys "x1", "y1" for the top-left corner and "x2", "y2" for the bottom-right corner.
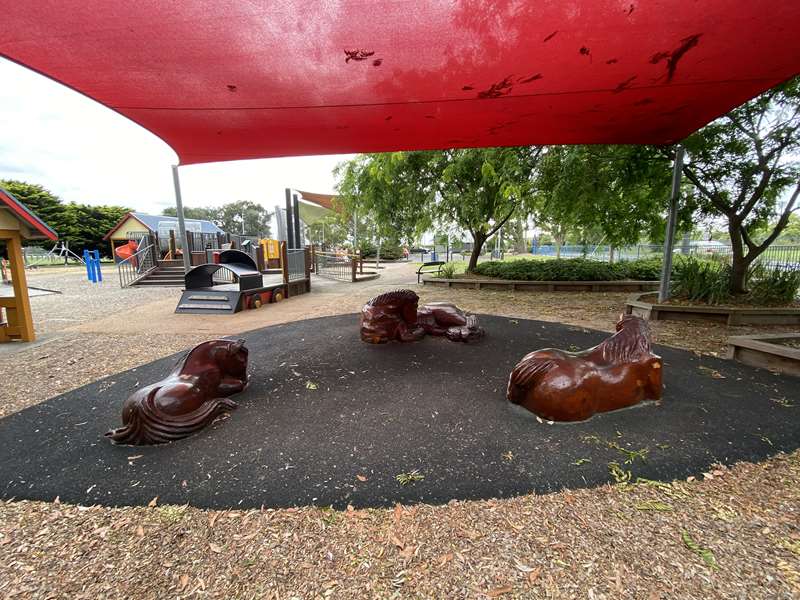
[
  {"x1": 360, "y1": 289, "x2": 483, "y2": 343},
  {"x1": 507, "y1": 315, "x2": 662, "y2": 422},
  {"x1": 106, "y1": 339, "x2": 249, "y2": 445}
]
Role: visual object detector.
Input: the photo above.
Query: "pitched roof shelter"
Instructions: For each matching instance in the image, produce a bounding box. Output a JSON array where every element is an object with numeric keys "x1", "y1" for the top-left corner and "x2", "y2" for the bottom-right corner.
[
  {"x1": 103, "y1": 212, "x2": 224, "y2": 242},
  {"x1": 1, "y1": 187, "x2": 58, "y2": 342}
]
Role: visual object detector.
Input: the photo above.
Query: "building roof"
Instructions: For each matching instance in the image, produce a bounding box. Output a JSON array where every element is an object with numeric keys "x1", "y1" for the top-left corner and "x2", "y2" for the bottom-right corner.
[
  {"x1": 0, "y1": 187, "x2": 58, "y2": 241},
  {"x1": 103, "y1": 211, "x2": 224, "y2": 240},
  {"x1": 2, "y1": 2, "x2": 798, "y2": 164}
]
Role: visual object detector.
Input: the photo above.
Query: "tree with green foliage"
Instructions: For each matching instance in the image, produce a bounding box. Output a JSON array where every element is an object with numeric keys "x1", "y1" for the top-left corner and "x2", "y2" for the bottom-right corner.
[
  {"x1": 335, "y1": 152, "x2": 432, "y2": 249},
  {"x1": 336, "y1": 147, "x2": 541, "y2": 270},
  {"x1": 532, "y1": 145, "x2": 675, "y2": 260},
  {"x1": 0, "y1": 180, "x2": 63, "y2": 228},
  {"x1": 681, "y1": 76, "x2": 800, "y2": 294},
  {"x1": 162, "y1": 206, "x2": 220, "y2": 222},
  {"x1": 432, "y1": 147, "x2": 541, "y2": 270},
  {"x1": 163, "y1": 201, "x2": 272, "y2": 237},
  {"x1": 1, "y1": 179, "x2": 129, "y2": 256}
]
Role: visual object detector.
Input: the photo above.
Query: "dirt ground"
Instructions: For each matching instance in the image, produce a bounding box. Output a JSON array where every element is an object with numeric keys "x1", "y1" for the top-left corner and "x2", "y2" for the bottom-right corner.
[{"x1": 1, "y1": 263, "x2": 798, "y2": 598}]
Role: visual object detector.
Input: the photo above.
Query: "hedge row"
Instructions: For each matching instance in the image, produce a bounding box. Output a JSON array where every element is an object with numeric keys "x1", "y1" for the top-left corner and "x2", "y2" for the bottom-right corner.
[{"x1": 471, "y1": 258, "x2": 663, "y2": 281}]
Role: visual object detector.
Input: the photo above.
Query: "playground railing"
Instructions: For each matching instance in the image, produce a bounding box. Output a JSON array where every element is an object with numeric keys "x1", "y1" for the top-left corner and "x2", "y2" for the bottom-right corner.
[
  {"x1": 117, "y1": 243, "x2": 158, "y2": 287},
  {"x1": 315, "y1": 251, "x2": 356, "y2": 282},
  {"x1": 285, "y1": 248, "x2": 307, "y2": 282}
]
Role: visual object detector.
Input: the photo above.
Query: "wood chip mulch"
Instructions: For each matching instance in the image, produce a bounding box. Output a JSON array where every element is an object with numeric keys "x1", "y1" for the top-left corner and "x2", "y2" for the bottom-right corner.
[
  {"x1": 2, "y1": 270, "x2": 798, "y2": 598},
  {"x1": 1, "y1": 452, "x2": 798, "y2": 599}
]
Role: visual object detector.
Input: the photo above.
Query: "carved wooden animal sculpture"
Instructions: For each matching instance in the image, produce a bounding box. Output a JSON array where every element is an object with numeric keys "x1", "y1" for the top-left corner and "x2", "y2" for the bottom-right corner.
[
  {"x1": 360, "y1": 290, "x2": 483, "y2": 343},
  {"x1": 360, "y1": 289, "x2": 425, "y2": 343},
  {"x1": 507, "y1": 315, "x2": 662, "y2": 422},
  {"x1": 106, "y1": 339, "x2": 248, "y2": 445},
  {"x1": 417, "y1": 301, "x2": 484, "y2": 342}
]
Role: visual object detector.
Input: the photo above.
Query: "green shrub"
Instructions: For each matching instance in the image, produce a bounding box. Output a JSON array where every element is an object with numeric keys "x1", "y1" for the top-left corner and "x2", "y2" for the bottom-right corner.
[
  {"x1": 746, "y1": 265, "x2": 800, "y2": 306},
  {"x1": 439, "y1": 262, "x2": 457, "y2": 279},
  {"x1": 671, "y1": 256, "x2": 732, "y2": 304},
  {"x1": 617, "y1": 257, "x2": 663, "y2": 280},
  {"x1": 471, "y1": 257, "x2": 663, "y2": 282}
]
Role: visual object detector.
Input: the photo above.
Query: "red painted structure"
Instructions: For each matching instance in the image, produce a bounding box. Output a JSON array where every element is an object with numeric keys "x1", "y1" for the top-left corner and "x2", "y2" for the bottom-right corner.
[{"x1": 1, "y1": 2, "x2": 798, "y2": 163}]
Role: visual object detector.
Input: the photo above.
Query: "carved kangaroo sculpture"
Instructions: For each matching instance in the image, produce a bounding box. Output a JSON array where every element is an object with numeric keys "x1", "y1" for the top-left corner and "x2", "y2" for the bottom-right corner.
[{"x1": 106, "y1": 339, "x2": 248, "y2": 445}]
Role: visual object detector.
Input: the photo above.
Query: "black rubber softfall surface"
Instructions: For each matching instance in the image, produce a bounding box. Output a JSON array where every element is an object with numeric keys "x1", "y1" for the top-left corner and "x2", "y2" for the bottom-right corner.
[{"x1": 1, "y1": 315, "x2": 798, "y2": 509}]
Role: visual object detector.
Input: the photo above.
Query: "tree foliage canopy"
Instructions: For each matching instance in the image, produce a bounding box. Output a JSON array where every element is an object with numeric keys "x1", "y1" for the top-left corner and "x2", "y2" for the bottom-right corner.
[
  {"x1": 163, "y1": 200, "x2": 272, "y2": 237},
  {"x1": 681, "y1": 75, "x2": 800, "y2": 292},
  {"x1": 1, "y1": 179, "x2": 129, "y2": 256}
]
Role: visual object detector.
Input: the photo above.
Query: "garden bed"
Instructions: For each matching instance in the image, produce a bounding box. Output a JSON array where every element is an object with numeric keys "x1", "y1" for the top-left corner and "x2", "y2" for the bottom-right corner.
[
  {"x1": 626, "y1": 292, "x2": 800, "y2": 325},
  {"x1": 423, "y1": 277, "x2": 659, "y2": 292},
  {"x1": 727, "y1": 333, "x2": 800, "y2": 377}
]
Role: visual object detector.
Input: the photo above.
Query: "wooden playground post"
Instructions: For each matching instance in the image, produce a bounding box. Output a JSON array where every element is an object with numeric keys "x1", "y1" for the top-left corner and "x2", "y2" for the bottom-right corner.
[
  {"x1": 351, "y1": 253, "x2": 357, "y2": 282},
  {"x1": 280, "y1": 241, "x2": 289, "y2": 286},
  {"x1": 0, "y1": 229, "x2": 35, "y2": 342}
]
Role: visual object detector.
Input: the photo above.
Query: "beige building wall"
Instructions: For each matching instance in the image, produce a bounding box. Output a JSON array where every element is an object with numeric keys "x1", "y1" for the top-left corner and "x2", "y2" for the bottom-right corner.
[{"x1": 109, "y1": 216, "x2": 151, "y2": 240}]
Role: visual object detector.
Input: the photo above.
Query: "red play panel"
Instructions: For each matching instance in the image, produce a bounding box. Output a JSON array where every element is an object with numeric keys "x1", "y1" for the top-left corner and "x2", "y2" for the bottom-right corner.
[{"x1": 2, "y1": 1, "x2": 799, "y2": 164}]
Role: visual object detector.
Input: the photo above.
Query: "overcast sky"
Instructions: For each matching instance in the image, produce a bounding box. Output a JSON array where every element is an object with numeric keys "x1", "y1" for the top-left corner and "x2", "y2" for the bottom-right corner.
[{"x1": 0, "y1": 58, "x2": 353, "y2": 214}]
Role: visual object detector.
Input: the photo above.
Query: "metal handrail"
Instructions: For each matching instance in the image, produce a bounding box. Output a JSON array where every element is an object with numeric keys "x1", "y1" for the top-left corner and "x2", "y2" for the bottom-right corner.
[{"x1": 117, "y1": 243, "x2": 158, "y2": 287}]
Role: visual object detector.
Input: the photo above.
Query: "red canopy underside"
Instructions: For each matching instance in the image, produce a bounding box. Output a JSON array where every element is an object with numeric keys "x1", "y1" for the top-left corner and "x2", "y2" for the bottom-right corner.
[{"x1": 2, "y1": 1, "x2": 799, "y2": 164}]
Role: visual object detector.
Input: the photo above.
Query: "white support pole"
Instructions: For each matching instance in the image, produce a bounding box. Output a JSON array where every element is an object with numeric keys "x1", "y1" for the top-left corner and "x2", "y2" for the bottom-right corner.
[
  {"x1": 658, "y1": 145, "x2": 685, "y2": 303},
  {"x1": 171, "y1": 165, "x2": 192, "y2": 273}
]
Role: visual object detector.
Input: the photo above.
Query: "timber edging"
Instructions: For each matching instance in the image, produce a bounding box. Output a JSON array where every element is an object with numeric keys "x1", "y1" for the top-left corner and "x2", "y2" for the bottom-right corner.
[
  {"x1": 727, "y1": 333, "x2": 800, "y2": 377},
  {"x1": 625, "y1": 292, "x2": 800, "y2": 325},
  {"x1": 422, "y1": 277, "x2": 659, "y2": 293}
]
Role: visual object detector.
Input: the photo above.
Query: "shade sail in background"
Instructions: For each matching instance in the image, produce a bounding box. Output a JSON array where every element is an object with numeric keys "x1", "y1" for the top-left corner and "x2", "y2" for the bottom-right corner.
[
  {"x1": 2, "y1": 1, "x2": 799, "y2": 165},
  {"x1": 295, "y1": 191, "x2": 337, "y2": 226}
]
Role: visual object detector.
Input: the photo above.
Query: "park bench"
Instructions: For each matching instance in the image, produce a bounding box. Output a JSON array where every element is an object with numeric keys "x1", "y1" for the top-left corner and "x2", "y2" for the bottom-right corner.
[{"x1": 417, "y1": 261, "x2": 446, "y2": 283}]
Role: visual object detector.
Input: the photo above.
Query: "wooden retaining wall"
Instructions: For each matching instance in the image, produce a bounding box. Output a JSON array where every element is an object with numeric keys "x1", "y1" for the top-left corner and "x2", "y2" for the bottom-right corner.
[
  {"x1": 626, "y1": 292, "x2": 800, "y2": 325},
  {"x1": 422, "y1": 278, "x2": 659, "y2": 293}
]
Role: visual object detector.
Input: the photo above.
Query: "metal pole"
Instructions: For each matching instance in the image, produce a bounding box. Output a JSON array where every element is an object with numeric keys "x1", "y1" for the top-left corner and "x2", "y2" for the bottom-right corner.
[
  {"x1": 658, "y1": 145, "x2": 685, "y2": 303},
  {"x1": 292, "y1": 193, "x2": 301, "y2": 249},
  {"x1": 285, "y1": 188, "x2": 294, "y2": 249},
  {"x1": 171, "y1": 165, "x2": 191, "y2": 273}
]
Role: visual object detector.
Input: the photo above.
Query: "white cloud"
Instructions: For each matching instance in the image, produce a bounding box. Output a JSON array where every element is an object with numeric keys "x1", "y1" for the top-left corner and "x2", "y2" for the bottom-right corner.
[{"x1": 0, "y1": 58, "x2": 353, "y2": 214}]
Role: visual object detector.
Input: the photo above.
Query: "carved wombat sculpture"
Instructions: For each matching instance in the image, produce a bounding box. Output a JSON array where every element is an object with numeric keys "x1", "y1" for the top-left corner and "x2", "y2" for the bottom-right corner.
[
  {"x1": 507, "y1": 315, "x2": 662, "y2": 422},
  {"x1": 106, "y1": 339, "x2": 248, "y2": 445},
  {"x1": 360, "y1": 289, "x2": 483, "y2": 343}
]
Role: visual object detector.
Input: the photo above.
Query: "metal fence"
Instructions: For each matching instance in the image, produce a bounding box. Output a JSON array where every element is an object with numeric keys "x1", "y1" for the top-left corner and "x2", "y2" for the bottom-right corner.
[
  {"x1": 529, "y1": 243, "x2": 800, "y2": 271},
  {"x1": 117, "y1": 243, "x2": 158, "y2": 287},
  {"x1": 315, "y1": 251, "x2": 354, "y2": 282},
  {"x1": 286, "y1": 248, "x2": 307, "y2": 282}
]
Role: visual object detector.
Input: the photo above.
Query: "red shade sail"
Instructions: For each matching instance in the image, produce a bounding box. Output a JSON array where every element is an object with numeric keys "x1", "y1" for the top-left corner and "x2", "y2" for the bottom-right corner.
[{"x1": 2, "y1": 1, "x2": 799, "y2": 165}]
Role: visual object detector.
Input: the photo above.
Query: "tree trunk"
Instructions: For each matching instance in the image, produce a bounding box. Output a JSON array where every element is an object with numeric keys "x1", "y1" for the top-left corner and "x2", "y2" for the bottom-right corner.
[
  {"x1": 608, "y1": 245, "x2": 615, "y2": 264},
  {"x1": 555, "y1": 233, "x2": 562, "y2": 259},
  {"x1": 468, "y1": 232, "x2": 487, "y2": 272},
  {"x1": 728, "y1": 222, "x2": 749, "y2": 295}
]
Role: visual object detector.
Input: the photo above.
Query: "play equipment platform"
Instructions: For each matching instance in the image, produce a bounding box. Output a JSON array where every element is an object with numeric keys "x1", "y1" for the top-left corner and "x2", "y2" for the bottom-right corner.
[{"x1": 175, "y1": 250, "x2": 287, "y2": 314}]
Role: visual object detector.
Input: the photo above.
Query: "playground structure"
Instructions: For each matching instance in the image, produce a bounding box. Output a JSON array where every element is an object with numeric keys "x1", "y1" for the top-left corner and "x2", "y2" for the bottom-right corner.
[
  {"x1": 83, "y1": 249, "x2": 102, "y2": 283},
  {"x1": 175, "y1": 249, "x2": 301, "y2": 314},
  {"x1": 0, "y1": 187, "x2": 58, "y2": 343},
  {"x1": 23, "y1": 240, "x2": 84, "y2": 268}
]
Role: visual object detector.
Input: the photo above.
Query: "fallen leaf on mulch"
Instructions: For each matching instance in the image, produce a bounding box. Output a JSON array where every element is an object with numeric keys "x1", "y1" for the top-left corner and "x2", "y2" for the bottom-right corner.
[
  {"x1": 147, "y1": 496, "x2": 158, "y2": 507},
  {"x1": 356, "y1": 474, "x2": 367, "y2": 482},
  {"x1": 698, "y1": 366, "x2": 725, "y2": 379},
  {"x1": 486, "y1": 585, "x2": 513, "y2": 597}
]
